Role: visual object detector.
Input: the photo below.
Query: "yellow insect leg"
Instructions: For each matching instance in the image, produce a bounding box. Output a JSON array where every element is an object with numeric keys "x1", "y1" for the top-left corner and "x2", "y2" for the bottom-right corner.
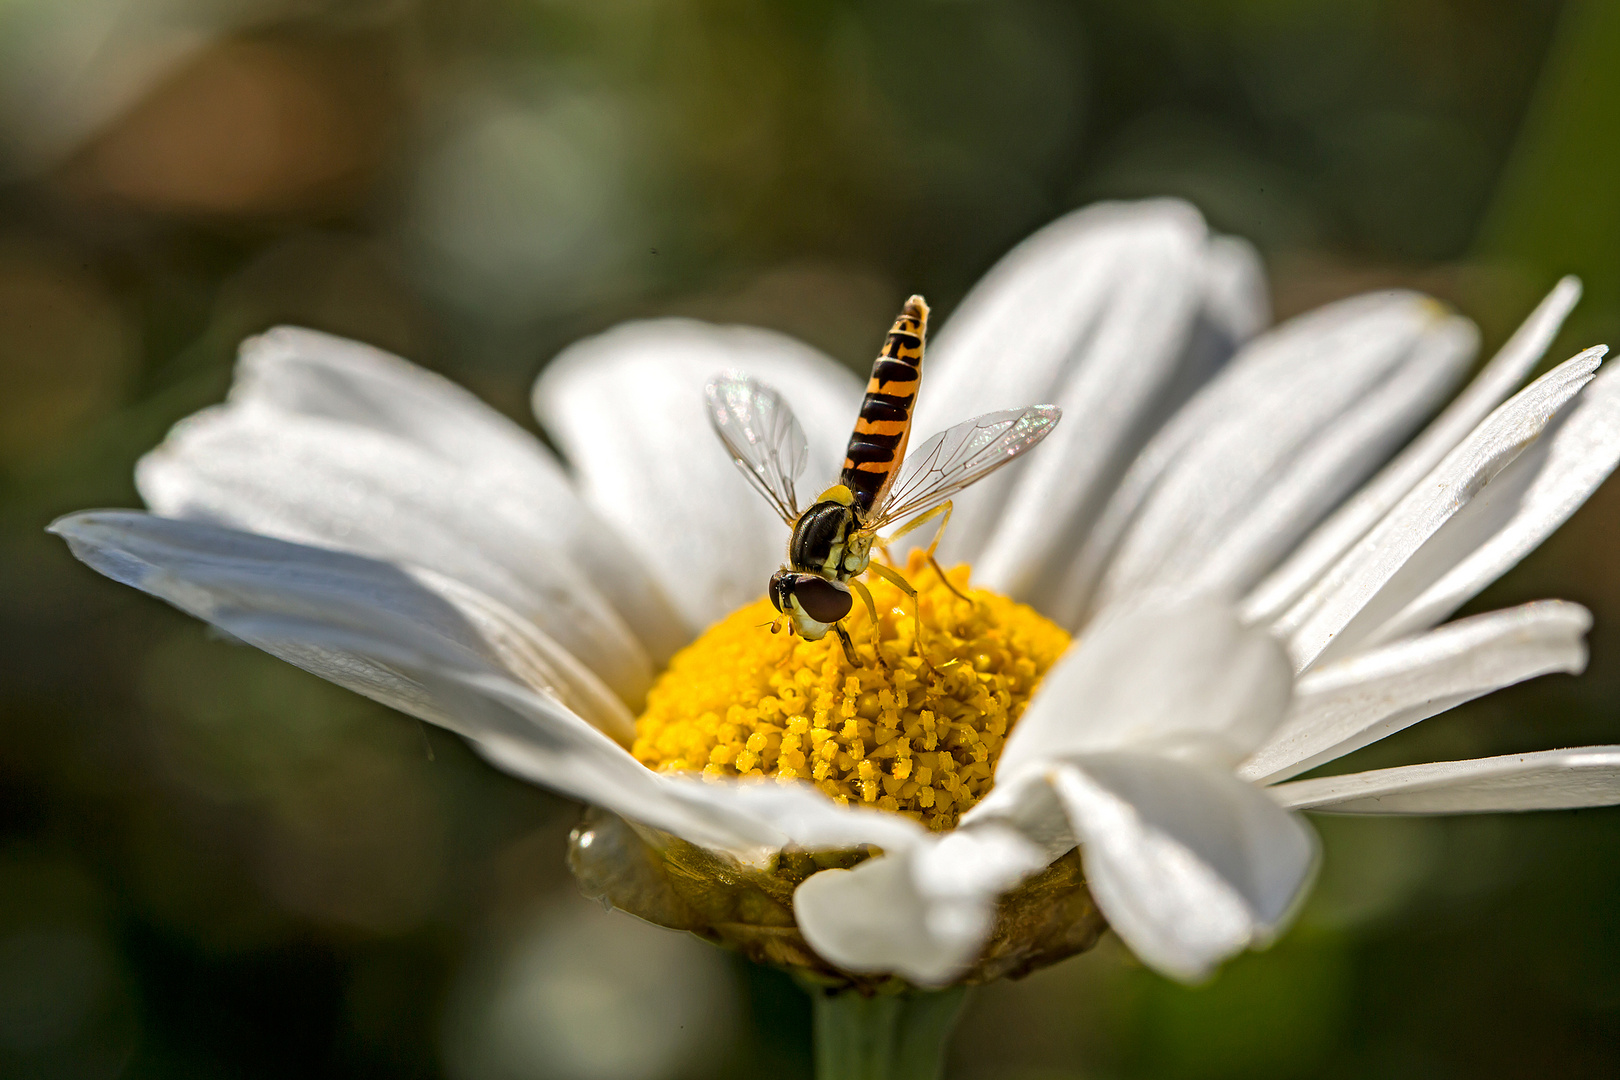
[
  {"x1": 865, "y1": 561, "x2": 934, "y2": 668},
  {"x1": 882, "y1": 501, "x2": 969, "y2": 601},
  {"x1": 849, "y1": 578, "x2": 886, "y2": 665}
]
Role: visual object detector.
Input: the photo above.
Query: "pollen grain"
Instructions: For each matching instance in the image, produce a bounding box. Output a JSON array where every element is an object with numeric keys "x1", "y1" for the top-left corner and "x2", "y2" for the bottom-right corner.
[{"x1": 631, "y1": 551, "x2": 1070, "y2": 830}]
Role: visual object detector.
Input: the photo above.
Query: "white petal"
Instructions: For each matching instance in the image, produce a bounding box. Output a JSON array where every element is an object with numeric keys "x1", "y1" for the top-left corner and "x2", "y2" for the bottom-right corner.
[
  {"x1": 1063, "y1": 293, "x2": 1476, "y2": 623},
  {"x1": 1162, "y1": 319, "x2": 1476, "y2": 603},
  {"x1": 233, "y1": 326, "x2": 572, "y2": 485},
  {"x1": 996, "y1": 600, "x2": 1293, "y2": 779},
  {"x1": 674, "y1": 778, "x2": 927, "y2": 854},
  {"x1": 211, "y1": 626, "x2": 925, "y2": 862},
  {"x1": 1199, "y1": 233, "x2": 1271, "y2": 343},
  {"x1": 1276, "y1": 347, "x2": 1605, "y2": 670},
  {"x1": 925, "y1": 202, "x2": 1221, "y2": 596},
  {"x1": 959, "y1": 766, "x2": 1077, "y2": 862},
  {"x1": 913, "y1": 201, "x2": 1209, "y2": 436},
  {"x1": 222, "y1": 326, "x2": 688, "y2": 662},
  {"x1": 54, "y1": 510, "x2": 926, "y2": 863},
  {"x1": 533, "y1": 319, "x2": 863, "y2": 632},
  {"x1": 1243, "y1": 277, "x2": 1583, "y2": 624},
  {"x1": 50, "y1": 511, "x2": 635, "y2": 741},
  {"x1": 793, "y1": 825, "x2": 1046, "y2": 986},
  {"x1": 1270, "y1": 747, "x2": 1620, "y2": 814},
  {"x1": 1049, "y1": 754, "x2": 1317, "y2": 983},
  {"x1": 248, "y1": 633, "x2": 797, "y2": 862},
  {"x1": 364, "y1": 668, "x2": 927, "y2": 861},
  {"x1": 1357, "y1": 363, "x2": 1620, "y2": 650},
  {"x1": 138, "y1": 408, "x2": 656, "y2": 703},
  {"x1": 1239, "y1": 600, "x2": 1591, "y2": 784}
]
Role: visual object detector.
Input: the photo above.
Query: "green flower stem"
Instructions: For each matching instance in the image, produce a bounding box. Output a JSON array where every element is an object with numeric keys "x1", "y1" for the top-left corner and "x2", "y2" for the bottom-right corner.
[{"x1": 810, "y1": 985, "x2": 970, "y2": 1080}]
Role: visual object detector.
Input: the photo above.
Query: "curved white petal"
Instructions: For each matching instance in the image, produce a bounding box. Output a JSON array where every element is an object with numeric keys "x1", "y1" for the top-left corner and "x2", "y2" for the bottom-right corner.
[
  {"x1": 997, "y1": 600, "x2": 1293, "y2": 779},
  {"x1": 924, "y1": 202, "x2": 1234, "y2": 599},
  {"x1": 1270, "y1": 747, "x2": 1620, "y2": 814},
  {"x1": 913, "y1": 201, "x2": 1209, "y2": 436},
  {"x1": 200, "y1": 620, "x2": 925, "y2": 863},
  {"x1": 1049, "y1": 754, "x2": 1317, "y2": 983},
  {"x1": 793, "y1": 825, "x2": 1046, "y2": 986},
  {"x1": 1353, "y1": 363, "x2": 1620, "y2": 651},
  {"x1": 323, "y1": 657, "x2": 927, "y2": 861},
  {"x1": 1244, "y1": 277, "x2": 1583, "y2": 623},
  {"x1": 1276, "y1": 347, "x2": 1605, "y2": 670},
  {"x1": 435, "y1": 675, "x2": 926, "y2": 862},
  {"x1": 1159, "y1": 319, "x2": 1476, "y2": 603},
  {"x1": 57, "y1": 514, "x2": 790, "y2": 861},
  {"x1": 1199, "y1": 234, "x2": 1272, "y2": 344},
  {"x1": 959, "y1": 766, "x2": 1077, "y2": 862},
  {"x1": 50, "y1": 510, "x2": 634, "y2": 741},
  {"x1": 1063, "y1": 293, "x2": 1476, "y2": 623},
  {"x1": 53, "y1": 510, "x2": 926, "y2": 863},
  {"x1": 217, "y1": 326, "x2": 688, "y2": 663},
  {"x1": 1063, "y1": 294, "x2": 1437, "y2": 620},
  {"x1": 232, "y1": 326, "x2": 574, "y2": 485},
  {"x1": 1240, "y1": 600, "x2": 1591, "y2": 784},
  {"x1": 138, "y1": 408, "x2": 656, "y2": 703},
  {"x1": 233, "y1": 630, "x2": 798, "y2": 861},
  {"x1": 533, "y1": 319, "x2": 863, "y2": 632}
]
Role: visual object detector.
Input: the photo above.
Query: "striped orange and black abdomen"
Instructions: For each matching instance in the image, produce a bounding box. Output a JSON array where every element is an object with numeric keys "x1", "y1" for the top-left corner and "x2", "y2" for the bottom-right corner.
[{"x1": 842, "y1": 295, "x2": 929, "y2": 516}]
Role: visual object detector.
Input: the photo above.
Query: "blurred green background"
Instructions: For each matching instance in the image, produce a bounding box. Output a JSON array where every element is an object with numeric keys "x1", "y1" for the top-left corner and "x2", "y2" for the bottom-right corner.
[{"x1": 3, "y1": 1, "x2": 1619, "y2": 1077}]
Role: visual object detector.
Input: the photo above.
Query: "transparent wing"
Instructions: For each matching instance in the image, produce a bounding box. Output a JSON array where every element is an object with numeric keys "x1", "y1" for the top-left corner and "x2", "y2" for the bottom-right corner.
[
  {"x1": 704, "y1": 373, "x2": 808, "y2": 524},
  {"x1": 868, "y1": 405, "x2": 1062, "y2": 532}
]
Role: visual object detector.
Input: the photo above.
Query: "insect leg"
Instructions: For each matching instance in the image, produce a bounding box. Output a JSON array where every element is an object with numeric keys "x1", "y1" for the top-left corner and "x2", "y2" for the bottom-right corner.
[
  {"x1": 832, "y1": 622, "x2": 861, "y2": 667},
  {"x1": 882, "y1": 501, "x2": 946, "y2": 543},
  {"x1": 848, "y1": 578, "x2": 887, "y2": 666},
  {"x1": 920, "y1": 501, "x2": 969, "y2": 601},
  {"x1": 881, "y1": 501, "x2": 969, "y2": 601},
  {"x1": 865, "y1": 561, "x2": 934, "y2": 669}
]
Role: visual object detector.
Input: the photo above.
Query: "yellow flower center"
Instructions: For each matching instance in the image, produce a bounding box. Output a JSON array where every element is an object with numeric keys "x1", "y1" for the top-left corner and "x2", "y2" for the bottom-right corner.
[{"x1": 632, "y1": 551, "x2": 1070, "y2": 830}]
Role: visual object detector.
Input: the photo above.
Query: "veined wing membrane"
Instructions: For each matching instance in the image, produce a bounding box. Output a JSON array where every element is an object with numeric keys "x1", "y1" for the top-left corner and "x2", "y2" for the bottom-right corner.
[
  {"x1": 869, "y1": 406, "x2": 1061, "y2": 532},
  {"x1": 705, "y1": 373, "x2": 808, "y2": 525}
]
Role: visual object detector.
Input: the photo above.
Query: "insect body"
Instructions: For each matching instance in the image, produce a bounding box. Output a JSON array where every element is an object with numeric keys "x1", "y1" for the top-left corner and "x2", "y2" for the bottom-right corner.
[
  {"x1": 763, "y1": 298, "x2": 928, "y2": 646},
  {"x1": 843, "y1": 295, "x2": 928, "y2": 515},
  {"x1": 706, "y1": 295, "x2": 1061, "y2": 664}
]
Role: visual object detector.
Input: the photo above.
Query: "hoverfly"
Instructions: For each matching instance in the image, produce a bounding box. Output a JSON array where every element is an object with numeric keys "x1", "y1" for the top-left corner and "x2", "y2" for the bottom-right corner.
[{"x1": 705, "y1": 295, "x2": 1061, "y2": 665}]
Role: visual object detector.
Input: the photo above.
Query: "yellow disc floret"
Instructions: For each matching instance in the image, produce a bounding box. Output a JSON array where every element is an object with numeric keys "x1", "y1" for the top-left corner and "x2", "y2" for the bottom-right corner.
[{"x1": 632, "y1": 551, "x2": 1070, "y2": 830}]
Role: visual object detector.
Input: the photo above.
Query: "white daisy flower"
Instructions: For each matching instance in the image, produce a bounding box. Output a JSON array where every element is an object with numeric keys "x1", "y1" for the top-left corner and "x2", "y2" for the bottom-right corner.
[{"x1": 51, "y1": 199, "x2": 1620, "y2": 1000}]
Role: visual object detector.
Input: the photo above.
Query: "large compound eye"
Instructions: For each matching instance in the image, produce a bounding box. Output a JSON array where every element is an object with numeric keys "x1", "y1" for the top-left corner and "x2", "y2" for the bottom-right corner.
[{"x1": 792, "y1": 576, "x2": 853, "y2": 623}]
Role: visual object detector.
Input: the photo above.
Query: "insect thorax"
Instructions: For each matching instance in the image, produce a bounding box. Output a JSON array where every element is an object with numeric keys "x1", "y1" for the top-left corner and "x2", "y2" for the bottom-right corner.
[{"x1": 788, "y1": 501, "x2": 871, "y2": 581}]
